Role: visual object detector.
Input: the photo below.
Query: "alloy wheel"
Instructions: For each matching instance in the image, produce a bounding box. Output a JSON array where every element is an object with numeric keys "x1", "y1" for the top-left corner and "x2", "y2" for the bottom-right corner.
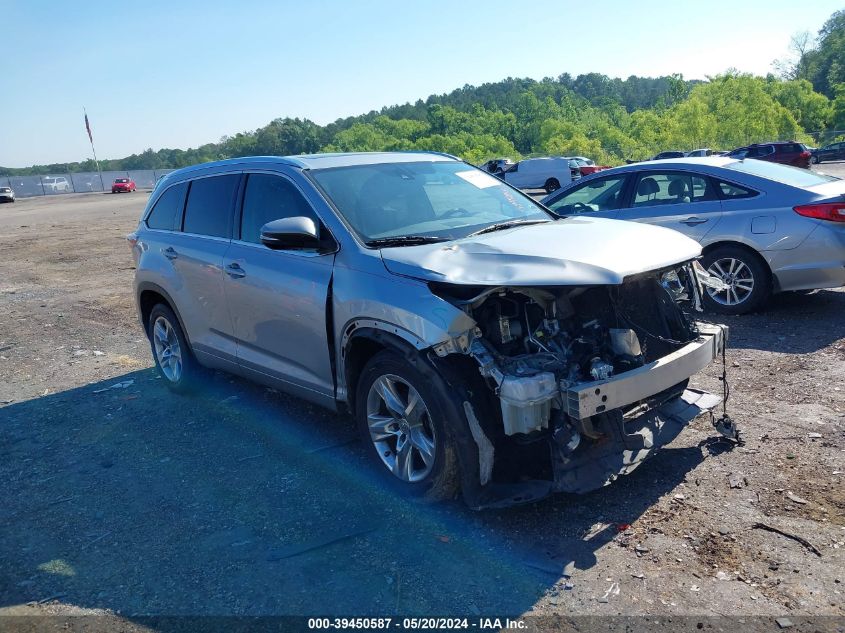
[
  {"x1": 365, "y1": 374, "x2": 437, "y2": 483},
  {"x1": 706, "y1": 257, "x2": 754, "y2": 307},
  {"x1": 152, "y1": 316, "x2": 183, "y2": 382}
]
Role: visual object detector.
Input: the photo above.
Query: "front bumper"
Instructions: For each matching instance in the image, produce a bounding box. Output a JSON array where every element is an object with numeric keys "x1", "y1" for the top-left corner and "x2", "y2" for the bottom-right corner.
[{"x1": 564, "y1": 323, "x2": 725, "y2": 420}]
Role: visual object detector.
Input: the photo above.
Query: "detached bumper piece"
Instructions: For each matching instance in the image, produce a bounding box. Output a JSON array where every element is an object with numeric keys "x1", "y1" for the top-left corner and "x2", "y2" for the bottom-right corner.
[{"x1": 552, "y1": 388, "x2": 721, "y2": 494}]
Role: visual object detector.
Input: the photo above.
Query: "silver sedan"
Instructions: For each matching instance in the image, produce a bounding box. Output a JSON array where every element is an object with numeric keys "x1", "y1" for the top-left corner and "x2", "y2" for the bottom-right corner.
[{"x1": 541, "y1": 157, "x2": 845, "y2": 314}]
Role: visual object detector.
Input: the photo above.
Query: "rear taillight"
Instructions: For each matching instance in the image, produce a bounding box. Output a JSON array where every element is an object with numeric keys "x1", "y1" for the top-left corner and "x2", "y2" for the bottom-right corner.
[
  {"x1": 800, "y1": 151, "x2": 811, "y2": 158},
  {"x1": 794, "y1": 203, "x2": 845, "y2": 222}
]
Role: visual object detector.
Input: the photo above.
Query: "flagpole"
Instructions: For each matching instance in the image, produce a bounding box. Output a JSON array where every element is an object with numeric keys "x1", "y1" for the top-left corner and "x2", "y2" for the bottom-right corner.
[{"x1": 84, "y1": 107, "x2": 104, "y2": 191}]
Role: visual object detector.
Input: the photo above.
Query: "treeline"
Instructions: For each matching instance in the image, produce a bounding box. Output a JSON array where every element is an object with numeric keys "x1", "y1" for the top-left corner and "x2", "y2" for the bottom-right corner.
[{"x1": 4, "y1": 9, "x2": 844, "y2": 176}]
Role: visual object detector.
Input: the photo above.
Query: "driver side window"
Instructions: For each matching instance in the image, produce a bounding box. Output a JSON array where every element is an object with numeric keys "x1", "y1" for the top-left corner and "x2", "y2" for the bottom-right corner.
[
  {"x1": 240, "y1": 174, "x2": 317, "y2": 244},
  {"x1": 546, "y1": 175, "x2": 627, "y2": 215}
]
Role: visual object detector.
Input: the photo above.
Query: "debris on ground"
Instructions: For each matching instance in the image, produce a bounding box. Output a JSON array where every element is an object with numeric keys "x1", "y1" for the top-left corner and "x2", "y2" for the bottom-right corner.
[
  {"x1": 91, "y1": 379, "x2": 134, "y2": 393},
  {"x1": 597, "y1": 582, "x2": 619, "y2": 603},
  {"x1": 785, "y1": 491, "x2": 809, "y2": 505},
  {"x1": 728, "y1": 473, "x2": 747, "y2": 489},
  {"x1": 775, "y1": 617, "x2": 794, "y2": 629},
  {"x1": 265, "y1": 525, "x2": 378, "y2": 561},
  {"x1": 752, "y1": 522, "x2": 822, "y2": 557}
]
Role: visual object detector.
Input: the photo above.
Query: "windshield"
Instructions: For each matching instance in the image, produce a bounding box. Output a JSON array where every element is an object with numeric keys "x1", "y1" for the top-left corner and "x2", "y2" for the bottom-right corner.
[
  {"x1": 0, "y1": 187, "x2": 10, "y2": 192},
  {"x1": 725, "y1": 159, "x2": 839, "y2": 186},
  {"x1": 115, "y1": 178, "x2": 129, "y2": 183},
  {"x1": 309, "y1": 161, "x2": 551, "y2": 243},
  {"x1": 43, "y1": 178, "x2": 56, "y2": 183}
]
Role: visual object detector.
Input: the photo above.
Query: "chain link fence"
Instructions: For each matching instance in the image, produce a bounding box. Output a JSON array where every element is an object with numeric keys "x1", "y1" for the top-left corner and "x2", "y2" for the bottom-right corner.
[{"x1": 2, "y1": 169, "x2": 175, "y2": 198}]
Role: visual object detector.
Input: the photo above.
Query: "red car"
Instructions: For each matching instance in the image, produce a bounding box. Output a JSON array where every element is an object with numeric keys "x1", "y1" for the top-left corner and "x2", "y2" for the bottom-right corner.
[
  {"x1": 569, "y1": 156, "x2": 610, "y2": 177},
  {"x1": 111, "y1": 177, "x2": 136, "y2": 193},
  {"x1": 726, "y1": 142, "x2": 812, "y2": 168}
]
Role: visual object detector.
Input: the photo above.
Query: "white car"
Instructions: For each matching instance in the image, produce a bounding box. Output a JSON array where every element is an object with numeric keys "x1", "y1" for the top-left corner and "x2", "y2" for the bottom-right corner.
[
  {"x1": 502, "y1": 157, "x2": 573, "y2": 193},
  {"x1": 41, "y1": 176, "x2": 71, "y2": 193},
  {"x1": 0, "y1": 186, "x2": 15, "y2": 203}
]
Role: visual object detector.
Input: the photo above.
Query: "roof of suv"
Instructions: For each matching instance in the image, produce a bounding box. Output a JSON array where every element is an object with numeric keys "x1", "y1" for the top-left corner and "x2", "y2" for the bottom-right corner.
[{"x1": 163, "y1": 152, "x2": 459, "y2": 179}]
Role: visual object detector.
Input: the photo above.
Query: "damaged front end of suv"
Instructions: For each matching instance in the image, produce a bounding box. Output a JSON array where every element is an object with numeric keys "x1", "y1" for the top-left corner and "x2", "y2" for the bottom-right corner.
[{"x1": 422, "y1": 259, "x2": 729, "y2": 509}]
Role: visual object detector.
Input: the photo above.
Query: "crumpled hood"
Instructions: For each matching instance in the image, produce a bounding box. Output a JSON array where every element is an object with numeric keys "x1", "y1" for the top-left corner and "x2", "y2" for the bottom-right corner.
[{"x1": 379, "y1": 217, "x2": 701, "y2": 286}]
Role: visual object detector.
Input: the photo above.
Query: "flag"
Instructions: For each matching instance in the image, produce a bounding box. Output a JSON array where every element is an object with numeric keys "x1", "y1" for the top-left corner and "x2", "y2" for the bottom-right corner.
[{"x1": 85, "y1": 112, "x2": 93, "y2": 144}]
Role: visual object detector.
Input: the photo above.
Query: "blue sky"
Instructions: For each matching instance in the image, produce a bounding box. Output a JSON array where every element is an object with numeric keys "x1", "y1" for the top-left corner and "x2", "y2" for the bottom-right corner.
[{"x1": 1, "y1": 0, "x2": 841, "y2": 167}]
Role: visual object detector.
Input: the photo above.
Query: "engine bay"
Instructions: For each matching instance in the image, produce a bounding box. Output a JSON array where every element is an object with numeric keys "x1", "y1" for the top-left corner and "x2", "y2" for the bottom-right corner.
[{"x1": 444, "y1": 264, "x2": 701, "y2": 434}]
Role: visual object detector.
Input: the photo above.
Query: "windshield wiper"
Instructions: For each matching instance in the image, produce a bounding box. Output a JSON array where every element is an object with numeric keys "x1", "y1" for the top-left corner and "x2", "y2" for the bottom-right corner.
[
  {"x1": 364, "y1": 235, "x2": 449, "y2": 248},
  {"x1": 468, "y1": 219, "x2": 551, "y2": 237}
]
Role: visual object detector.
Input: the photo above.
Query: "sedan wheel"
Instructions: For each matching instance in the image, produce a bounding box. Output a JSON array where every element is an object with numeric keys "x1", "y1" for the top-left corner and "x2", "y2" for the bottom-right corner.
[
  {"x1": 706, "y1": 257, "x2": 755, "y2": 307},
  {"x1": 701, "y1": 246, "x2": 770, "y2": 314}
]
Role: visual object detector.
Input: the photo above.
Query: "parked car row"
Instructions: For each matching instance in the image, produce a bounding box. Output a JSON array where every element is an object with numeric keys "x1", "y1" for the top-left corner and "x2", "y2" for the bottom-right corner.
[
  {"x1": 724, "y1": 142, "x2": 812, "y2": 168},
  {"x1": 479, "y1": 155, "x2": 609, "y2": 193},
  {"x1": 647, "y1": 142, "x2": 821, "y2": 169}
]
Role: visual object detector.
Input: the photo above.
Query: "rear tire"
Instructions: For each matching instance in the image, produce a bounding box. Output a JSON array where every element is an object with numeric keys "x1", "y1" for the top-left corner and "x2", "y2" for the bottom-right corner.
[
  {"x1": 544, "y1": 178, "x2": 560, "y2": 193},
  {"x1": 701, "y1": 245, "x2": 771, "y2": 315},
  {"x1": 811, "y1": 155, "x2": 820, "y2": 164},
  {"x1": 355, "y1": 350, "x2": 460, "y2": 501},
  {"x1": 147, "y1": 304, "x2": 199, "y2": 392}
]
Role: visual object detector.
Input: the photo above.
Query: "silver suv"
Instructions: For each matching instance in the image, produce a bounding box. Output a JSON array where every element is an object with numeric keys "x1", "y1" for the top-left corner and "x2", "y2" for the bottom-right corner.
[{"x1": 129, "y1": 152, "x2": 728, "y2": 509}]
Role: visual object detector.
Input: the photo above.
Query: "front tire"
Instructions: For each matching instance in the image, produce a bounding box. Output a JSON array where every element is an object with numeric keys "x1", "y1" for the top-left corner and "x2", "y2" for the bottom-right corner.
[
  {"x1": 544, "y1": 178, "x2": 560, "y2": 193},
  {"x1": 148, "y1": 304, "x2": 199, "y2": 392},
  {"x1": 355, "y1": 350, "x2": 459, "y2": 500},
  {"x1": 701, "y1": 246, "x2": 771, "y2": 314},
  {"x1": 811, "y1": 155, "x2": 820, "y2": 164}
]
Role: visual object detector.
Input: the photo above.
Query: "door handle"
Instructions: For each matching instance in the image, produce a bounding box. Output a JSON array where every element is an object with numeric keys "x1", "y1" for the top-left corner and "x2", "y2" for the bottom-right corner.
[
  {"x1": 163, "y1": 246, "x2": 178, "y2": 260},
  {"x1": 680, "y1": 216, "x2": 709, "y2": 226},
  {"x1": 225, "y1": 262, "x2": 246, "y2": 278}
]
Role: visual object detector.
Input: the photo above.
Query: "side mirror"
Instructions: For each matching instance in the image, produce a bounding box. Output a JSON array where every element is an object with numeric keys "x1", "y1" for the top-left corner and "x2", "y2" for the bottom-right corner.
[{"x1": 260, "y1": 216, "x2": 320, "y2": 250}]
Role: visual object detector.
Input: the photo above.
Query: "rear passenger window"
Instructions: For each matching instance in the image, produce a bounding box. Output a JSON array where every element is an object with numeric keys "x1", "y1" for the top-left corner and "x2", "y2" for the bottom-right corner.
[
  {"x1": 146, "y1": 183, "x2": 187, "y2": 230},
  {"x1": 632, "y1": 172, "x2": 717, "y2": 207},
  {"x1": 240, "y1": 174, "x2": 316, "y2": 243},
  {"x1": 182, "y1": 174, "x2": 240, "y2": 238},
  {"x1": 716, "y1": 180, "x2": 757, "y2": 200}
]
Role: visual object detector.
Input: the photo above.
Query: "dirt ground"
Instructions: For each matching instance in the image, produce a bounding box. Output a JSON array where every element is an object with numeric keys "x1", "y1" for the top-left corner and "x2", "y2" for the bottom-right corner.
[{"x1": 1, "y1": 171, "x2": 844, "y2": 627}]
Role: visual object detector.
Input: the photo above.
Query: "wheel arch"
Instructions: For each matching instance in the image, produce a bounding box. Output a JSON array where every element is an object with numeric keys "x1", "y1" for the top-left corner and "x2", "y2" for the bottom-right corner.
[
  {"x1": 340, "y1": 325, "x2": 424, "y2": 413},
  {"x1": 136, "y1": 282, "x2": 194, "y2": 346}
]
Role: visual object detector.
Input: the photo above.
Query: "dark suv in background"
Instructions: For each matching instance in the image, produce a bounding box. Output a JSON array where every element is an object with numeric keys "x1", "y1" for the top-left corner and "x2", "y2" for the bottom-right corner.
[
  {"x1": 811, "y1": 141, "x2": 845, "y2": 164},
  {"x1": 726, "y1": 142, "x2": 811, "y2": 168}
]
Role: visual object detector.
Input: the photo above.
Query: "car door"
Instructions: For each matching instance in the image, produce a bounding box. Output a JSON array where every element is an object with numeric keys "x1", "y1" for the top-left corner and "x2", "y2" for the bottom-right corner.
[
  {"x1": 544, "y1": 173, "x2": 630, "y2": 219},
  {"x1": 222, "y1": 171, "x2": 337, "y2": 401},
  {"x1": 618, "y1": 170, "x2": 723, "y2": 240},
  {"x1": 165, "y1": 173, "x2": 240, "y2": 365}
]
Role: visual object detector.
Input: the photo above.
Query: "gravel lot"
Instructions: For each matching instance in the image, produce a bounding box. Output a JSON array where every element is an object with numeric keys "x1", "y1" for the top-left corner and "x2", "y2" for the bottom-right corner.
[{"x1": 1, "y1": 166, "x2": 844, "y2": 626}]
